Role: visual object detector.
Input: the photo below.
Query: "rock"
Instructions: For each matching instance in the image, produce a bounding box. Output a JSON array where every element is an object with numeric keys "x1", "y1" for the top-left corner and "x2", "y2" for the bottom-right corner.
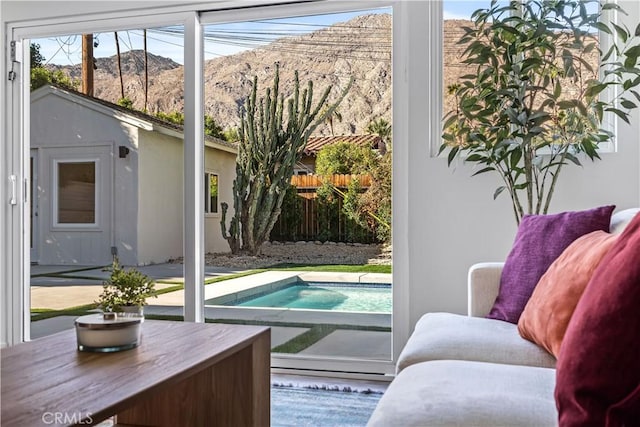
[{"x1": 295, "y1": 241, "x2": 307, "y2": 245}]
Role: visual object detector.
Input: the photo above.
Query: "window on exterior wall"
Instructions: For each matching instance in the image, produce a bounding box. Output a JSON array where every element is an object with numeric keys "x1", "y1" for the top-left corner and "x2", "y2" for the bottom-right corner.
[
  {"x1": 56, "y1": 161, "x2": 96, "y2": 225},
  {"x1": 204, "y1": 172, "x2": 218, "y2": 214},
  {"x1": 442, "y1": 1, "x2": 504, "y2": 122},
  {"x1": 442, "y1": 0, "x2": 611, "y2": 147}
]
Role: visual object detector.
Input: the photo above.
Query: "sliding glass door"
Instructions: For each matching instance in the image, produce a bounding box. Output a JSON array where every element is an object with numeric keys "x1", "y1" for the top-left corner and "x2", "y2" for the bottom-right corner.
[
  {"x1": 9, "y1": 0, "x2": 404, "y2": 376},
  {"x1": 200, "y1": 2, "x2": 394, "y2": 374}
]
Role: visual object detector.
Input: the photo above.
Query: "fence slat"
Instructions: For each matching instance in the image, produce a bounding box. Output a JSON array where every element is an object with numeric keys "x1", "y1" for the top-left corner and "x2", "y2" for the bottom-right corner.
[{"x1": 291, "y1": 174, "x2": 371, "y2": 189}]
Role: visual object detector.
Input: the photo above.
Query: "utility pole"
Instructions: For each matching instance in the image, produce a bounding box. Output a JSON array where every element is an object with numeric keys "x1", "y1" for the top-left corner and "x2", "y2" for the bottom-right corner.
[
  {"x1": 143, "y1": 29, "x2": 149, "y2": 111},
  {"x1": 115, "y1": 32, "x2": 125, "y2": 100},
  {"x1": 82, "y1": 34, "x2": 94, "y2": 96}
]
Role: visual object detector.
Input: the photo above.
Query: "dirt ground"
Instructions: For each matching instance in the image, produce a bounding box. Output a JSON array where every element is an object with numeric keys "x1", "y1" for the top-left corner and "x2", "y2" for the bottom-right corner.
[{"x1": 197, "y1": 242, "x2": 392, "y2": 269}]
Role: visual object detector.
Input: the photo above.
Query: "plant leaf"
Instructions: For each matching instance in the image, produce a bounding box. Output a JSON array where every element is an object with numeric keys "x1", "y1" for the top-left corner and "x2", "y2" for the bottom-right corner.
[
  {"x1": 593, "y1": 22, "x2": 612, "y2": 36},
  {"x1": 612, "y1": 23, "x2": 629, "y2": 43},
  {"x1": 620, "y1": 99, "x2": 636, "y2": 109},
  {"x1": 447, "y1": 146, "x2": 460, "y2": 166},
  {"x1": 472, "y1": 166, "x2": 495, "y2": 176},
  {"x1": 493, "y1": 186, "x2": 506, "y2": 200},
  {"x1": 564, "y1": 152, "x2": 581, "y2": 166},
  {"x1": 606, "y1": 107, "x2": 630, "y2": 124}
]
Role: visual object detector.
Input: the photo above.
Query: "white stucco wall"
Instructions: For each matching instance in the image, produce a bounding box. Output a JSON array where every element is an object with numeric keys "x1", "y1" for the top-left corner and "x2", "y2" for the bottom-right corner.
[
  {"x1": 112, "y1": 126, "x2": 140, "y2": 267},
  {"x1": 136, "y1": 130, "x2": 184, "y2": 265},
  {"x1": 137, "y1": 130, "x2": 237, "y2": 264},
  {"x1": 30, "y1": 88, "x2": 139, "y2": 266},
  {"x1": 29, "y1": 88, "x2": 236, "y2": 266},
  {"x1": 204, "y1": 146, "x2": 236, "y2": 254}
]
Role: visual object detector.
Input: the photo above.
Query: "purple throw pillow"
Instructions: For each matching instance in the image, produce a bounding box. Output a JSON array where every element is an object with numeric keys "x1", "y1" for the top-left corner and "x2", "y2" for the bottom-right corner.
[{"x1": 487, "y1": 205, "x2": 615, "y2": 324}]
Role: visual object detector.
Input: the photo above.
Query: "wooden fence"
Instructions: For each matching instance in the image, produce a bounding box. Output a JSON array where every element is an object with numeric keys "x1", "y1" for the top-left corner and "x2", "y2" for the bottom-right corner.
[
  {"x1": 270, "y1": 174, "x2": 378, "y2": 243},
  {"x1": 291, "y1": 174, "x2": 372, "y2": 189}
]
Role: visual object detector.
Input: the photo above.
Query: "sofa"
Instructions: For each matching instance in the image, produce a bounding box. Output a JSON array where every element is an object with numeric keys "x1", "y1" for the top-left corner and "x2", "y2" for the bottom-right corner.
[{"x1": 368, "y1": 208, "x2": 639, "y2": 427}]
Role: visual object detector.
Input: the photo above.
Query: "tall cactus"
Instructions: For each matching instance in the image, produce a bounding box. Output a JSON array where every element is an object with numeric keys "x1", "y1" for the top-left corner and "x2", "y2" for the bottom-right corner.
[{"x1": 221, "y1": 64, "x2": 352, "y2": 255}]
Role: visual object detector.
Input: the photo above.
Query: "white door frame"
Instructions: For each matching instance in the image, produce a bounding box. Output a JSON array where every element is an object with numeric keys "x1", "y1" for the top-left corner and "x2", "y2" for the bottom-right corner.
[{"x1": 4, "y1": 1, "x2": 411, "y2": 377}]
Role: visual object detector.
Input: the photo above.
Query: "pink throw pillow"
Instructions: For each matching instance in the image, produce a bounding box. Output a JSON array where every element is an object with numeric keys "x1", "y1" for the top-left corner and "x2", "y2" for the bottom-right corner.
[{"x1": 517, "y1": 231, "x2": 617, "y2": 357}]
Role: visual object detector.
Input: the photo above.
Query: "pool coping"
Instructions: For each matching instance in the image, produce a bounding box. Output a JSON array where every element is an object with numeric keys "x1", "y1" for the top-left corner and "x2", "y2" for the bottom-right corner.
[
  {"x1": 149, "y1": 271, "x2": 393, "y2": 328},
  {"x1": 203, "y1": 271, "x2": 392, "y2": 306},
  {"x1": 198, "y1": 271, "x2": 392, "y2": 328}
]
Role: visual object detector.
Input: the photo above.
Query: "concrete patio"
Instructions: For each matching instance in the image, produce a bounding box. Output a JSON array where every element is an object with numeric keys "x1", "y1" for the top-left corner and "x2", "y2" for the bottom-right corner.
[{"x1": 30, "y1": 265, "x2": 392, "y2": 360}]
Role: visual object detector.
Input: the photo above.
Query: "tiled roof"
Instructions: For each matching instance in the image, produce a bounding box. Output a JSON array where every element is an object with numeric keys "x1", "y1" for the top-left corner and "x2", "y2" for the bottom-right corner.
[{"x1": 304, "y1": 134, "x2": 383, "y2": 156}]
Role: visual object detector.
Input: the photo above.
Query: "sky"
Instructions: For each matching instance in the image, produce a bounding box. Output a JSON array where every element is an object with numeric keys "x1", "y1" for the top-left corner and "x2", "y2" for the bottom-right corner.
[
  {"x1": 443, "y1": 1, "x2": 496, "y2": 20},
  {"x1": 33, "y1": 7, "x2": 393, "y2": 66}
]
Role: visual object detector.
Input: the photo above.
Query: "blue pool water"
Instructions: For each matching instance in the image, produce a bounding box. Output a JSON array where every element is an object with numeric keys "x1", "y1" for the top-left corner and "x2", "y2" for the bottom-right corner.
[{"x1": 235, "y1": 282, "x2": 391, "y2": 313}]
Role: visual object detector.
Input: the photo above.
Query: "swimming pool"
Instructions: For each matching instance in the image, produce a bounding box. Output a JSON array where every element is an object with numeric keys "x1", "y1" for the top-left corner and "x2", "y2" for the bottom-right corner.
[{"x1": 229, "y1": 282, "x2": 391, "y2": 313}]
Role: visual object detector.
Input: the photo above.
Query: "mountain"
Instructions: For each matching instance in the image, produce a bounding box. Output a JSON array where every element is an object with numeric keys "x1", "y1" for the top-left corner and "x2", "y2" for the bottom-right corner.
[{"x1": 49, "y1": 14, "x2": 392, "y2": 137}]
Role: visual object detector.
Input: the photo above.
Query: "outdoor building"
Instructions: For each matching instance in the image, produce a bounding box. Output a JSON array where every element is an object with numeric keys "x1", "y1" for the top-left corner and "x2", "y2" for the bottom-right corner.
[
  {"x1": 30, "y1": 85, "x2": 237, "y2": 266},
  {"x1": 296, "y1": 134, "x2": 384, "y2": 174}
]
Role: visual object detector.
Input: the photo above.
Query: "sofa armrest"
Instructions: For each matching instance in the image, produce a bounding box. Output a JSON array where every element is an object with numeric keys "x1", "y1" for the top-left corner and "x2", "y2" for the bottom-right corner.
[{"x1": 468, "y1": 262, "x2": 504, "y2": 318}]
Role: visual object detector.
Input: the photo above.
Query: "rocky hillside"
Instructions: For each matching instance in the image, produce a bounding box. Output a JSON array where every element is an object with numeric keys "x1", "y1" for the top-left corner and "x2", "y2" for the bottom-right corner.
[
  {"x1": 46, "y1": 16, "x2": 598, "y2": 136},
  {"x1": 49, "y1": 14, "x2": 392, "y2": 136}
]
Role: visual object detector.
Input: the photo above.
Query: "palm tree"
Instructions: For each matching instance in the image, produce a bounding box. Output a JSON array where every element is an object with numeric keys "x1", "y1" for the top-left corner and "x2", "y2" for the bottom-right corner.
[
  {"x1": 321, "y1": 105, "x2": 343, "y2": 136},
  {"x1": 367, "y1": 118, "x2": 392, "y2": 153}
]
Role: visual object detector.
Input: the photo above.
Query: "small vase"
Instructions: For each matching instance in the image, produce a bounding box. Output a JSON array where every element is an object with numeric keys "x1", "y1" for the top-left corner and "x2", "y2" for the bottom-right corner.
[{"x1": 120, "y1": 305, "x2": 144, "y2": 316}]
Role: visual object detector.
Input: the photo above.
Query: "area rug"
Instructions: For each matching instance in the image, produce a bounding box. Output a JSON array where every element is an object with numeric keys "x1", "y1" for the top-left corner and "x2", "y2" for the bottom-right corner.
[{"x1": 271, "y1": 384, "x2": 383, "y2": 427}]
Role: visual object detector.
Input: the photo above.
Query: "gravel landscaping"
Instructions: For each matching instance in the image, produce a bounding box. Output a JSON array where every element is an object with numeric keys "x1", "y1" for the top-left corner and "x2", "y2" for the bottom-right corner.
[{"x1": 197, "y1": 242, "x2": 392, "y2": 269}]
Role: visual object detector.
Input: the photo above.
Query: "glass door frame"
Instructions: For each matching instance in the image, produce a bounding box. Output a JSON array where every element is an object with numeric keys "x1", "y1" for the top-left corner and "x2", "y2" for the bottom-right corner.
[
  {"x1": 199, "y1": 0, "x2": 406, "y2": 376},
  {"x1": 6, "y1": 0, "x2": 411, "y2": 378}
]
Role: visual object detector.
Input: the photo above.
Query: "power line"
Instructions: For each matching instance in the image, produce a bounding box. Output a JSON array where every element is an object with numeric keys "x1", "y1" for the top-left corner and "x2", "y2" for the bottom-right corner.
[
  {"x1": 252, "y1": 17, "x2": 390, "y2": 30},
  {"x1": 44, "y1": 35, "x2": 80, "y2": 65},
  {"x1": 40, "y1": 14, "x2": 392, "y2": 66},
  {"x1": 145, "y1": 27, "x2": 391, "y2": 63}
]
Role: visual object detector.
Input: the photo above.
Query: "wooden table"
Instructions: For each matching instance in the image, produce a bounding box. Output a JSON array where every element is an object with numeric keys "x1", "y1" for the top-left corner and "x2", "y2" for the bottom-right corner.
[{"x1": 1, "y1": 321, "x2": 270, "y2": 426}]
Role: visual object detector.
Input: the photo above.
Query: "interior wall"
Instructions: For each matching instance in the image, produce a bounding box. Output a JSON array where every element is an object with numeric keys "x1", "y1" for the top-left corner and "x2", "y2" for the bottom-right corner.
[{"x1": 405, "y1": 0, "x2": 640, "y2": 328}]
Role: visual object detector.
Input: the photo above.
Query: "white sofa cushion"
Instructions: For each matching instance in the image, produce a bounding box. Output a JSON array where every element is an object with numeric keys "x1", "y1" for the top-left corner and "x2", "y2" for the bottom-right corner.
[
  {"x1": 610, "y1": 208, "x2": 640, "y2": 234},
  {"x1": 368, "y1": 360, "x2": 557, "y2": 427},
  {"x1": 396, "y1": 312, "x2": 556, "y2": 373}
]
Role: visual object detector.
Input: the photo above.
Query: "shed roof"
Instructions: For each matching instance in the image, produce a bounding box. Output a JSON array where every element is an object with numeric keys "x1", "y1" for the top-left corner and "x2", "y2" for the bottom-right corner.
[
  {"x1": 304, "y1": 134, "x2": 383, "y2": 156},
  {"x1": 31, "y1": 85, "x2": 237, "y2": 154}
]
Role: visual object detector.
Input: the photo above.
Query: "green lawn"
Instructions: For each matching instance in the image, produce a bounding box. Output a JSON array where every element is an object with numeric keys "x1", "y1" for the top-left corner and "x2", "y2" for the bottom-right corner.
[{"x1": 269, "y1": 264, "x2": 391, "y2": 274}]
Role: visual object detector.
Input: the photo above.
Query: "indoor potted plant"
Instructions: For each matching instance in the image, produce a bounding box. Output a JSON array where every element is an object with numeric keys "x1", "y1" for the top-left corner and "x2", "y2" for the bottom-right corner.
[
  {"x1": 440, "y1": 0, "x2": 640, "y2": 224},
  {"x1": 96, "y1": 259, "x2": 157, "y2": 314}
]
